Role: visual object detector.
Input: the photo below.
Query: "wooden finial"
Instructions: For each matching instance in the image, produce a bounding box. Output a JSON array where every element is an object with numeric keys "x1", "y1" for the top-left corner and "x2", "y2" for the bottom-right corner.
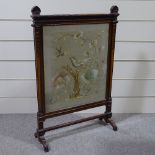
[
  {"x1": 110, "y1": 6, "x2": 119, "y2": 14},
  {"x1": 31, "y1": 6, "x2": 41, "y2": 15}
]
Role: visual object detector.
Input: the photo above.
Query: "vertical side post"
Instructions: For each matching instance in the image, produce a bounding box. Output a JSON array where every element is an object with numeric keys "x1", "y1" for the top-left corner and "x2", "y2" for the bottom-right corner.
[
  {"x1": 102, "y1": 6, "x2": 119, "y2": 131},
  {"x1": 31, "y1": 6, "x2": 49, "y2": 152},
  {"x1": 105, "y1": 6, "x2": 119, "y2": 117}
]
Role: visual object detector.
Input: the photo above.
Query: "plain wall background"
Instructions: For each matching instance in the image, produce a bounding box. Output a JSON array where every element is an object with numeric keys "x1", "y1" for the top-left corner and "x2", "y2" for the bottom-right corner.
[{"x1": 0, "y1": 0, "x2": 155, "y2": 113}]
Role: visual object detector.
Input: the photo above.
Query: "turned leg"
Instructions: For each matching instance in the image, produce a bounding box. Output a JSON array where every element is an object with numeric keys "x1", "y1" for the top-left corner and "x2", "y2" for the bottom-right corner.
[
  {"x1": 99, "y1": 116, "x2": 118, "y2": 131},
  {"x1": 38, "y1": 136, "x2": 49, "y2": 152},
  {"x1": 99, "y1": 98, "x2": 118, "y2": 131},
  {"x1": 34, "y1": 129, "x2": 49, "y2": 152},
  {"x1": 104, "y1": 117, "x2": 118, "y2": 131},
  {"x1": 35, "y1": 112, "x2": 49, "y2": 152}
]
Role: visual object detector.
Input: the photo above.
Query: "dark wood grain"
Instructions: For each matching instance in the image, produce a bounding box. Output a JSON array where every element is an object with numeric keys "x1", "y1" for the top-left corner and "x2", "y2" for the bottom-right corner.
[{"x1": 31, "y1": 5, "x2": 119, "y2": 152}]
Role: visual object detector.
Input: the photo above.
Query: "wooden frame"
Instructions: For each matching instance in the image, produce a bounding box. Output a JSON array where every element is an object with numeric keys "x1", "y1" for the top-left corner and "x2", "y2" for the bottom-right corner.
[{"x1": 31, "y1": 5, "x2": 119, "y2": 152}]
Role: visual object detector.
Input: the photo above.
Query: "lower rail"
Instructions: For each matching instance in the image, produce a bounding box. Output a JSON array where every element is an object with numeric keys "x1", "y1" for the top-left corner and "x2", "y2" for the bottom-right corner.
[{"x1": 39, "y1": 113, "x2": 105, "y2": 133}]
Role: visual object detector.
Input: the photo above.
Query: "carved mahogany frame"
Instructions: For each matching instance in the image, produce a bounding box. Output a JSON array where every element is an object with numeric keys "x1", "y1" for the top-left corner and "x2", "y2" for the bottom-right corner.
[{"x1": 31, "y1": 6, "x2": 119, "y2": 152}]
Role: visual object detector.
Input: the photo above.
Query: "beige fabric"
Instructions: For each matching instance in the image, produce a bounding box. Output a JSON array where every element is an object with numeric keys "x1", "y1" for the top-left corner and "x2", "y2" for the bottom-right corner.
[{"x1": 43, "y1": 24, "x2": 109, "y2": 112}]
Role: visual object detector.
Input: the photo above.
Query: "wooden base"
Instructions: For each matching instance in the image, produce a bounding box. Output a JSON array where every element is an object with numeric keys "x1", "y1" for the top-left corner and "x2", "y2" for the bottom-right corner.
[
  {"x1": 99, "y1": 117, "x2": 118, "y2": 131},
  {"x1": 34, "y1": 131, "x2": 49, "y2": 152},
  {"x1": 34, "y1": 113, "x2": 117, "y2": 152}
]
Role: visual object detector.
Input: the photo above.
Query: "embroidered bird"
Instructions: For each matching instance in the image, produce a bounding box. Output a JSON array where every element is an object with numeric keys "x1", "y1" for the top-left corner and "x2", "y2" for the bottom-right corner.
[
  {"x1": 70, "y1": 57, "x2": 91, "y2": 68},
  {"x1": 56, "y1": 47, "x2": 64, "y2": 57}
]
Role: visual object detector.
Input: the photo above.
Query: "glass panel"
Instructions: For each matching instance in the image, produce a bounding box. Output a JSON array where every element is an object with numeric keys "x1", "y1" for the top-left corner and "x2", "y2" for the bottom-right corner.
[{"x1": 43, "y1": 24, "x2": 109, "y2": 112}]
